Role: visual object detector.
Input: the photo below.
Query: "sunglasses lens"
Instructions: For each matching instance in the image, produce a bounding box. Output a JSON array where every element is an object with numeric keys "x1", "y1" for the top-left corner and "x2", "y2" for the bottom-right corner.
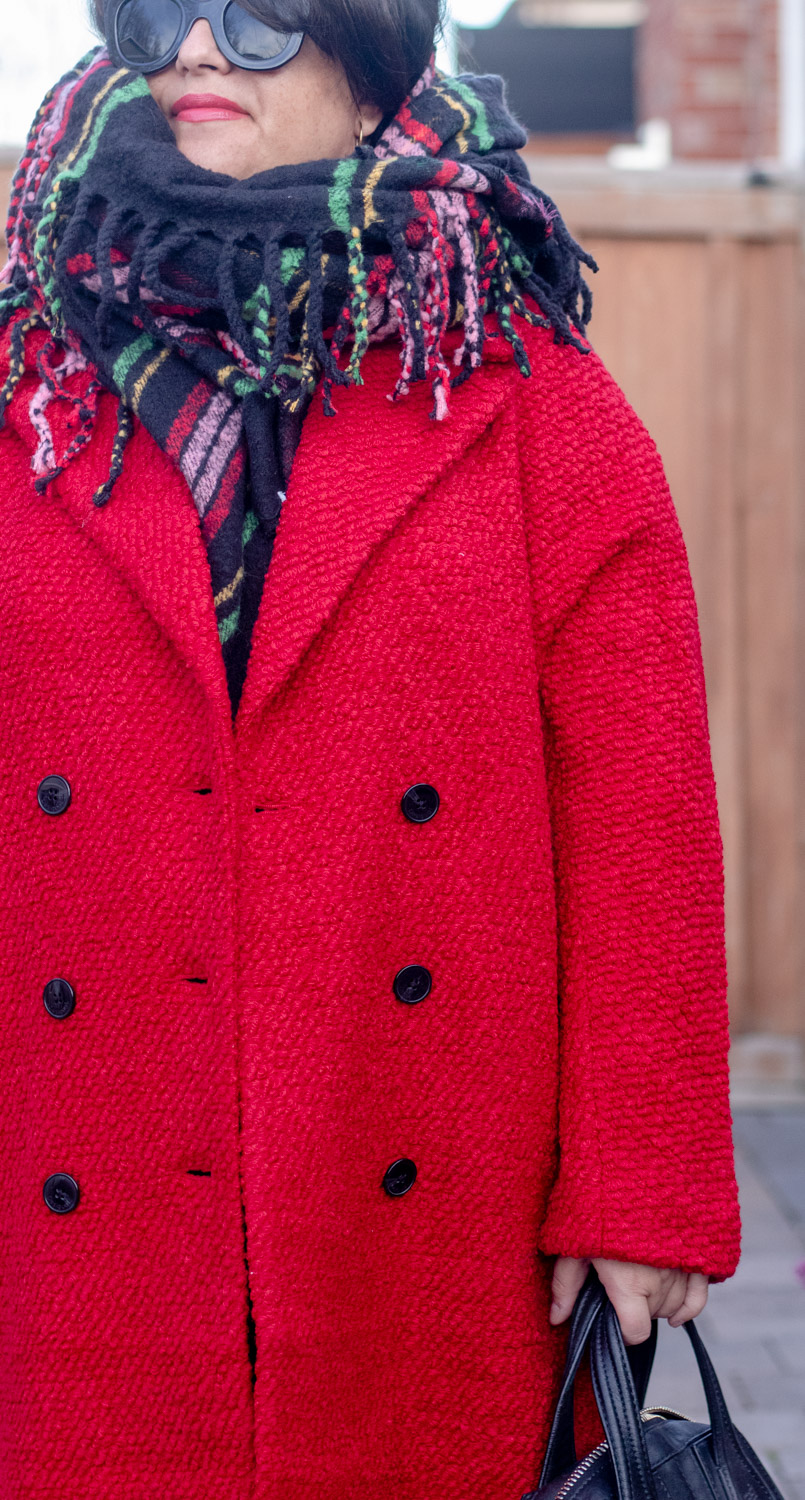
[
  {"x1": 223, "y1": 2, "x2": 295, "y2": 62},
  {"x1": 115, "y1": 0, "x2": 183, "y2": 66}
]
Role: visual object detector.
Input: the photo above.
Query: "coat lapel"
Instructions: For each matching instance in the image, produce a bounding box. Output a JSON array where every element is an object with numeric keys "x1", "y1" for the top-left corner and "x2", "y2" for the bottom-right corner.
[
  {"x1": 69, "y1": 411, "x2": 233, "y2": 720},
  {"x1": 234, "y1": 336, "x2": 516, "y2": 741},
  {"x1": 3, "y1": 323, "x2": 515, "y2": 737},
  {"x1": 24, "y1": 375, "x2": 234, "y2": 728}
]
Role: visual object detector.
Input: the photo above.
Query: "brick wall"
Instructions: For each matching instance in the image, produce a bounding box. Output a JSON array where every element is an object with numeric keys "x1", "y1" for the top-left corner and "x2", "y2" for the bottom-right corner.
[{"x1": 639, "y1": 0, "x2": 780, "y2": 160}]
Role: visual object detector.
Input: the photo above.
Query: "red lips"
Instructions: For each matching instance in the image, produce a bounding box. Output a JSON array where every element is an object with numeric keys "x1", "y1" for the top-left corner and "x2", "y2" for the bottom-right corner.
[{"x1": 171, "y1": 93, "x2": 249, "y2": 120}]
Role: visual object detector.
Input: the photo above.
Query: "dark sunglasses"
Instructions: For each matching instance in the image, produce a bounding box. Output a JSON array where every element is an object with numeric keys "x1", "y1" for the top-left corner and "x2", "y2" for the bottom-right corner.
[{"x1": 103, "y1": 0, "x2": 305, "y2": 73}]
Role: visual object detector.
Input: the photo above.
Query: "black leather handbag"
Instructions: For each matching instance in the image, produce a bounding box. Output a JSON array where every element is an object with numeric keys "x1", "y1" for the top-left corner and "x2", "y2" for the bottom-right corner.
[{"x1": 523, "y1": 1269, "x2": 786, "y2": 1500}]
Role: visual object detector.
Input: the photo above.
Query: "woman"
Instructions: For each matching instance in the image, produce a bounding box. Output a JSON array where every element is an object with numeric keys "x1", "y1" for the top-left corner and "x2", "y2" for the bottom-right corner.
[{"x1": 0, "y1": 1, "x2": 740, "y2": 1496}]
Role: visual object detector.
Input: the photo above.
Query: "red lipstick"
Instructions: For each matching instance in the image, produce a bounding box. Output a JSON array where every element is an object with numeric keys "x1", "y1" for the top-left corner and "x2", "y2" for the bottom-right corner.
[{"x1": 171, "y1": 93, "x2": 249, "y2": 122}]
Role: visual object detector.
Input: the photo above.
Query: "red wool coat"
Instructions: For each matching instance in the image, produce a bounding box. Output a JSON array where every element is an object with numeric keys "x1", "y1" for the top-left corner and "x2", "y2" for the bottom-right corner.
[{"x1": 0, "y1": 309, "x2": 740, "y2": 1500}]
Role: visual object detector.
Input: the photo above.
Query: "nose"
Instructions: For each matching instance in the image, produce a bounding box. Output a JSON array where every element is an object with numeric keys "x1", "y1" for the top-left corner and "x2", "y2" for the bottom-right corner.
[{"x1": 175, "y1": 17, "x2": 233, "y2": 72}]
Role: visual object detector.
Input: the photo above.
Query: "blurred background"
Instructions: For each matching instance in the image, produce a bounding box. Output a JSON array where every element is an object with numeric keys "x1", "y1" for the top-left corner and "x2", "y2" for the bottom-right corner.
[{"x1": 1, "y1": 0, "x2": 804, "y2": 1488}]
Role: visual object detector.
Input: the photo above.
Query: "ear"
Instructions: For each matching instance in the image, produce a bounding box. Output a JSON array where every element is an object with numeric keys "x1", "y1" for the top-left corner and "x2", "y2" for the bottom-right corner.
[{"x1": 360, "y1": 103, "x2": 384, "y2": 134}]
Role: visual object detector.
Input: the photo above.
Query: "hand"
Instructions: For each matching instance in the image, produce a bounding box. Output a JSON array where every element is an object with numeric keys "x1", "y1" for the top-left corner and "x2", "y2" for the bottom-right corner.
[{"x1": 549, "y1": 1256, "x2": 709, "y2": 1346}]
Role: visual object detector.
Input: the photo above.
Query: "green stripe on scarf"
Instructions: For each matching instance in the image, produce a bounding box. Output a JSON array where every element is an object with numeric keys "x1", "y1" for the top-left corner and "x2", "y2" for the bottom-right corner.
[
  {"x1": 448, "y1": 78, "x2": 494, "y2": 151},
  {"x1": 328, "y1": 157, "x2": 360, "y2": 235},
  {"x1": 113, "y1": 333, "x2": 157, "y2": 390}
]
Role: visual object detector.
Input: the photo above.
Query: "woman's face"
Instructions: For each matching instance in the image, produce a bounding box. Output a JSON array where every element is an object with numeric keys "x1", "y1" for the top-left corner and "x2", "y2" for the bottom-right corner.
[{"x1": 145, "y1": 20, "x2": 383, "y2": 179}]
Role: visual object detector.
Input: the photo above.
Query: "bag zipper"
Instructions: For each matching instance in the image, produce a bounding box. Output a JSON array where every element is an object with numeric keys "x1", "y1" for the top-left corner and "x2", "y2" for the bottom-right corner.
[
  {"x1": 549, "y1": 1408, "x2": 693, "y2": 1499},
  {"x1": 552, "y1": 1440, "x2": 610, "y2": 1500}
]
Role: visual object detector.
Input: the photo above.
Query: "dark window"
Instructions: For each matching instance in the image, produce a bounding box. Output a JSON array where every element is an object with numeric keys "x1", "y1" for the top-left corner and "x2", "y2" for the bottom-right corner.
[{"x1": 458, "y1": 11, "x2": 637, "y2": 135}]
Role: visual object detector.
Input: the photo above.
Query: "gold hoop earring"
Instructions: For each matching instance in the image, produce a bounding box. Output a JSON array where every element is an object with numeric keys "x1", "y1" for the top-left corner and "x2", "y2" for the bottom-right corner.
[{"x1": 356, "y1": 118, "x2": 364, "y2": 148}]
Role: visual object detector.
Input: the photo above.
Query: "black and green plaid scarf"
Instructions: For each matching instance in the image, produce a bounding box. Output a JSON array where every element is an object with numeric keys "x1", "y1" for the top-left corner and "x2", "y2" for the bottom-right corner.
[{"x1": 0, "y1": 44, "x2": 594, "y2": 717}]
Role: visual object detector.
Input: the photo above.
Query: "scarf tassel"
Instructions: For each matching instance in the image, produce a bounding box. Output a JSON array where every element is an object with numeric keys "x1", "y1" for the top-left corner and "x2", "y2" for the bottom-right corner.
[
  {"x1": 94, "y1": 205, "x2": 132, "y2": 345},
  {"x1": 388, "y1": 228, "x2": 428, "y2": 403},
  {"x1": 126, "y1": 219, "x2": 165, "y2": 322},
  {"x1": 417, "y1": 204, "x2": 453, "y2": 420},
  {"x1": 0, "y1": 310, "x2": 44, "y2": 428},
  {"x1": 218, "y1": 237, "x2": 260, "y2": 363},
  {"x1": 4, "y1": 301, "x2": 133, "y2": 507},
  {"x1": 92, "y1": 397, "x2": 133, "y2": 507},
  {"x1": 445, "y1": 196, "x2": 485, "y2": 382},
  {"x1": 344, "y1": 226, "x2": 370, "y2": 382},
  {"x1": 305, "y1": 234, "x2": 350, "y2": 417}
]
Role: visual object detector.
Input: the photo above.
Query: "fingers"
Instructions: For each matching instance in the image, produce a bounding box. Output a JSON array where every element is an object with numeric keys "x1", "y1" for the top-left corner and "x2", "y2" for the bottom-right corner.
[
  {"x1": 652, "y1": 1277, "x2": 691, "y2": 1324},
  {"x1": 593, "y1": 1260, "x2": 688, "y2": 1346},
  {"x1": 593, "y1": 1260, "x2": 658, "y2": 1344},
  {"x1": 549, "y1": 1256, "x2": 591, "y2": 1326},
  {"x1": 668, "y1": 1273, "x2": 709, "y2": 1327},
  {"x1": 550, "y1": 1259, "x2": 710, "y2": 1345},
  {"x1": 602, "y1": 1284, "x2": 654, "y2": 1345}
]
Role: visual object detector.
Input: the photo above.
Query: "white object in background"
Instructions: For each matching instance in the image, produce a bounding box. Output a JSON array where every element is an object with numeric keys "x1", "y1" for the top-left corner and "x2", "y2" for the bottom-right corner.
[
  {"x1": 448, "y1": 0, "x2": 513, "y2": 27},
  {"x1": 518, "y1": 1, "x2": 646, "y2": 23},
  {"x1": 439, "y1": 0, "x2": 512, "y2": 74},
  {"x1": 436, "y1": 10, "x2": 459, "y2": 74},
  {"x1": 0, "y1": 0, "x2": 97, "y2": 148},
  {"x1": 780, "y1": 0, "x2": 805, "y2": 170},
  {"x1": 608, "y1": 118, "x2": 672, "y2": 170}
]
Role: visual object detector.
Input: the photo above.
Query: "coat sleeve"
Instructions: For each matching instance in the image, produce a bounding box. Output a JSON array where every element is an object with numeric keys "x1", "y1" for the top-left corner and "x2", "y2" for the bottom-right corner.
[{"x1": 532, "y1": 460, "x2": 741, "y2": 1281}]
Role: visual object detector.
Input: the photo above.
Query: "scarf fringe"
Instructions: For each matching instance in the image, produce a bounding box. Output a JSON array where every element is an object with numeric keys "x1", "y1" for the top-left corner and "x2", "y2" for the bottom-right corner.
[
  {"x1": 77, "y1": 193, "x2": 573, "y2": 416},
  {"x1": 1, "y1": 193, "x2": 592, "y2": 507},
  {"x1": 0, "y1": 308, "x2": 44, "y2": 428},
  {"x1": 92, "y1": 398, "x2": 133, "y2": 506},
  {"x1": 0, "y1": 50, "x2": 597, "y2": 509}
]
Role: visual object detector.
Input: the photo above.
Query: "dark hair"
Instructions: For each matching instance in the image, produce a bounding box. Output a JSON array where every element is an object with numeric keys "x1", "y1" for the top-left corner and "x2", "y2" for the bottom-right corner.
[{"x1": 89, "y1": 0, "x2": 445, "y2": 114}]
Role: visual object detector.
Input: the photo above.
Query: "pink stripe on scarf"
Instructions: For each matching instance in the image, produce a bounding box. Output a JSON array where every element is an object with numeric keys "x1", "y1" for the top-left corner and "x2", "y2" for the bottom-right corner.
[
  {"x1": 190, "y1": 405, "x2": 243, "y2": 518},
  {"x1": 180, "y1": 389, "x2": 232, "y2": 489},
  {"x1": 375, "y1": 125, "x2": 429, "y2": 158}
]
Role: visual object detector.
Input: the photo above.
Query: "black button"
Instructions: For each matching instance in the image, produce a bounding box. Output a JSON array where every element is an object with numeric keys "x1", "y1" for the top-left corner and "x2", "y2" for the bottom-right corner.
[
  {"x1": 37, "y1": 775, "x2": 71, "y2": 816},
  {"x1": 401, "y1": 783, "x2": 440, "y2": 823},
  {"x1": 382, "y1": 1158, "x2": 417, "y2": 1197},
  {"x1": 43, "y1": 978, "x2": 76, "y2": 1020},
  {"x1": 43, "y1": 1172, "x2": 80, "y2": 1214},
  {"x1": 393, "y1": 964, "x2": 432, "y2": 1005}
]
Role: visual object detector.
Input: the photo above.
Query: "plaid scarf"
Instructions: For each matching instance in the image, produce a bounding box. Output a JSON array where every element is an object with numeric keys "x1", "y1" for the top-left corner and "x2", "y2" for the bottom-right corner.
[{"x1": 0, "y1": 44, "x2": 594, "y2": 718}]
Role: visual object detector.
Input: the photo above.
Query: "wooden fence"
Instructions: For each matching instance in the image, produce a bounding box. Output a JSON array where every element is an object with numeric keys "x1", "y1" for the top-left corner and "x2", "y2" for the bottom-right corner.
[
  {"x1": 525, "y1": 159, "x2": 805, "y2": 1066},
  {"x1": 3, "y1": 152, "x2": 804, "y2": 1062}
]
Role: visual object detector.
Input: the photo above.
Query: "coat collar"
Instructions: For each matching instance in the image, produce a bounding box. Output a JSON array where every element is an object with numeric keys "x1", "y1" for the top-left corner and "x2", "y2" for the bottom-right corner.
[{"x1": 1, "y1": 321, "x2": 517, "y2": 742}]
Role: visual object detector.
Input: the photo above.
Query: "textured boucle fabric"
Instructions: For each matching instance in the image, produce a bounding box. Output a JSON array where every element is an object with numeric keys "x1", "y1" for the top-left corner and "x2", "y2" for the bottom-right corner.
[{"x1": 0, "y1": 305, "x2": 740, "y2": 1499}]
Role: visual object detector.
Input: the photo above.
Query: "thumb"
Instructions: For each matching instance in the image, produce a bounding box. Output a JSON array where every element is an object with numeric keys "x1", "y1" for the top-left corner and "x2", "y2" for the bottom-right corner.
[{"x1": 550, "y1": 1257, "x2": 591, "y2": 1325}]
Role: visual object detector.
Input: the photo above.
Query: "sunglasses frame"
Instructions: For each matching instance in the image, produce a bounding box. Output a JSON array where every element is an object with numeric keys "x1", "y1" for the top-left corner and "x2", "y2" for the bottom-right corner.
[{"x1": 103, "y1": 0, "x2": 305, "y2": 74}]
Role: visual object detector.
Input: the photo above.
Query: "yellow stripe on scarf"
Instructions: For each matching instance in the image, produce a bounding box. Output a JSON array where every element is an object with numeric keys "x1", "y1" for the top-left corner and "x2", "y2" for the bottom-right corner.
[
  {"x1": 214, "y1": 566, "x2": 244, "y2": 609},
  {"x1": 363, "y1": 160, "x2": 390, "y2": 228},
  {"x1": 130, "y1": 348, "x2": 171, "y2": 412},
  {"x1": 62, "y1": 69, "x2": 131, "y2": 172}
]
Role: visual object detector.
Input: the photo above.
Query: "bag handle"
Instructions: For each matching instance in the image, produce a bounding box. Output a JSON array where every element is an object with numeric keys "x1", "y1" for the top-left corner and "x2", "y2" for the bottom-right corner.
[
  {"x1": 538, "y1": 1274, "x2": 608, "y2": 1482},
  {"x1": 684, "y1": 1318, "x2": 743, "y2": 1480},
  {"x1": 595, "y1": 1301, "x2": 754, "y2": 1500},
  {"x1": 539, "y1": 1271, "x2": 657, "y2": 1485},
  {"x1": 589, "y1": 1300, "x2": 657, "y2": 1499},
  {"x1": 541, "y1": 1267, "x2": 756, "y2": 1500}
]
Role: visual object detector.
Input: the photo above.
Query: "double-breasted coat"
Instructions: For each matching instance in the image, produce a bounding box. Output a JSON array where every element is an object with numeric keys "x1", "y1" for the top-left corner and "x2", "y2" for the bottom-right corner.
[{"x1": 0, "y1": 306, "x2": 741, "y2": 1499}]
